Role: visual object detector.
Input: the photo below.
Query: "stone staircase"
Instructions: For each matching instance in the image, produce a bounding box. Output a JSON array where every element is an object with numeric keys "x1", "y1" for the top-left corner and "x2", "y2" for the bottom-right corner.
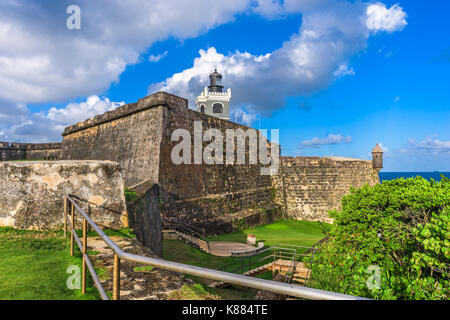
[
  {"x1": 163, "y1": 229, "x2": 210, "y2": 253},
  {"x1": 209, "y1": 259, "x2": 311, "y2": 288},
  {"x1": 243, "y1": 262, "x2": 273, "y2": 277},
  {"x1": 175, "y1": 230, "x2": 200, "y2": 248},
  {"x1": 269, "y1": 260, "x2": 310, "y2": 284}
]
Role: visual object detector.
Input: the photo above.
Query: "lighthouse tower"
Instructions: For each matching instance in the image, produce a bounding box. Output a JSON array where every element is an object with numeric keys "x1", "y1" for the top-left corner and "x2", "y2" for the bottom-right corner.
[{"x1": 195, "y1": 69, "x2": 231, "y2": 120}]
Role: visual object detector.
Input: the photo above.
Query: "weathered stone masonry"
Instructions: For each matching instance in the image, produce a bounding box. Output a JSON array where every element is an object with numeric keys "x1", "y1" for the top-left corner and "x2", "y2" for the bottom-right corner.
[
  {"x1": 0, "y1": 161, "x2": 127, "y2": 230},
  {"x1": 272, "y1": 156, "x2": 380, "y2": 223},
  {"x1": 0, "y1": 142, "x2": 61, "y2": 161},
  {"x1": 59, "y1": 91, "x2": 380, "y2": 233},
  {"x1": 60, "y1": 92, "x2": 282, "y2": 235}
]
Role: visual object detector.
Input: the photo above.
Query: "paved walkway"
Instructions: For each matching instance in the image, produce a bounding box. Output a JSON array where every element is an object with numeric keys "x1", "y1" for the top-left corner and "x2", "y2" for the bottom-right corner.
[{"x1": 208, "y1": 241, "x2": 255, "y2": 257}]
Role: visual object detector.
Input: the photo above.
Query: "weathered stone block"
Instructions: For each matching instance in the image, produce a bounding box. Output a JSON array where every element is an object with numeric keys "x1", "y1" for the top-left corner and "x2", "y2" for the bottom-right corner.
[
  {"x1": 0, "y1": 160, "x2": 127, "y2": 230},
  {"x1": 126, "y1": 183, "x2": 162, "y2": 257}
]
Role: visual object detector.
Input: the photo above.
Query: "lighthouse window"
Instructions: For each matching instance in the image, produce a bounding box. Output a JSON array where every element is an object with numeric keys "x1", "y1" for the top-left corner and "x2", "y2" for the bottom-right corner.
[{"x1": 213, "y1": 103, "x2": 223, "y2": 114}]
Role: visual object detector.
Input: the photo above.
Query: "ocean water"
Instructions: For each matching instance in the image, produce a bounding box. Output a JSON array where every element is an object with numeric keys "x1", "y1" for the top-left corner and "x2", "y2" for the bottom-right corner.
[{"x1": 379, "y1": 172, "x2": 449, "y2": 182}]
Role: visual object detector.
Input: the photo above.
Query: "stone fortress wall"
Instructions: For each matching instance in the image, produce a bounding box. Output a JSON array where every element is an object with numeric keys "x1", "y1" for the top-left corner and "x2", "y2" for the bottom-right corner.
[
  {"x1": 59, "y1": 93, "x2": 169, "y2": 187},
  {"x1": 0, "y1": 91, "x2": 381, "y2": 243},
  {"x1": 0, "y1": 160, "x2": 127, "y2": 231},
  {"x1": 0, "y1": 142, "x2": 61, "y2": 161},
  {"x1": 58, "y1": 91, "x2": 380, "y2": 232},
  {"x1": 273, "y1": 156, "x2": 380, "y2": 224},
  {"x1": 60, "y1": 92, "x2": 282, "y2": 235}
]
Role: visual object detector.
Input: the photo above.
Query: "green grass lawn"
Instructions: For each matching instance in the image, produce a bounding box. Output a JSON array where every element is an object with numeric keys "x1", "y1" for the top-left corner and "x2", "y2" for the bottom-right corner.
[
  {"x1": 0, "y1": 227, "x2": 99, "y2": 300},
  {"x1": 162, "y1": 219, "x2": 331, "y2": 299},
  {"x1": 208, "y1": 219, "x2": 332, "y2": 247},
  {"x1": 0, "y1": 220, "x2": 330, "y2": 300},
  {"x1": 163, "y1": 219, "x2": 331, "y2": 269}
]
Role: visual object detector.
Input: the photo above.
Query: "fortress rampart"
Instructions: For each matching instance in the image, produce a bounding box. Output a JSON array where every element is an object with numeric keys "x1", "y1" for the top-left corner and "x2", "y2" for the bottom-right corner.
[
  {"x1": 0, "y1": 160, "x2": 127, "y2": 230},
  {"x1": 60, "y1": 92, "x2": 281, "y2": 234},
  {"x1": 0, "y1": 142, "x2": 61, "y2": 161},
  {"x1": 273, "y1": 156, "x2": 380, "y2": 223},
  {"x1": 58, "y1": 91, "x2": 380, "y2": 232}
]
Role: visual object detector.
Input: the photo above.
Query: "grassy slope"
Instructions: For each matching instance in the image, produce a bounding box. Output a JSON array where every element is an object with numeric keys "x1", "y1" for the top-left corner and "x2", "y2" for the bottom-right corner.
[
  {"x1": 163, "y1": 220, "x2": 331, "y2": 269},
  {"x1": 0, "y1": 227, "x2": 99, "y2": 300},
  {"x1": 163, "y1": 219, "x2": 331, "y2": 299},
  {"x1": 0, "y1": 220, "x2": 330, "y2": 300},
  {"x1": 208, "y1": 219, "x2": 332, "y2": 247}
]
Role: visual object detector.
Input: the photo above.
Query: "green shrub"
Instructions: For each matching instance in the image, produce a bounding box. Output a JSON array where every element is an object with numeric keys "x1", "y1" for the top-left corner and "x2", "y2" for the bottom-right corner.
[
  {"x1": 167, "y1": 283, "x2": 220, "y2": 300},
  {"x1": 124, "y1": 188, "x2": 139, "y2": 203},
  {"x1": 310, "y1": 176, "x2": 449, "y2": 300}
]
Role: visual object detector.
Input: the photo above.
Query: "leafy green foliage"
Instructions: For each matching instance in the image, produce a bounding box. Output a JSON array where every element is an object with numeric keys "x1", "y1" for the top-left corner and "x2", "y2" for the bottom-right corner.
[
  {"x1": 409, "y1": 210, "x2": 449, "y2": 299},
  {"x1": 310, "y1": 176, "x2": 449, "y2": 300},
  {"x1": 167, "y1": 283, "x2": 220, "y2": 300},
  {"x1": 124, "y1": 187, "x2": 139, "y2": 203},
  {"x1": 133, "y1": 266, "x2": 154, "y2": 272}
]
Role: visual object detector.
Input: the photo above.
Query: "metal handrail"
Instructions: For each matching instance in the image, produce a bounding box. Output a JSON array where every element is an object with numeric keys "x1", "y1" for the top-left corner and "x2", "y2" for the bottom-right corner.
[
  {"x1": 221, "y1": 243, "x2": 312, "y2": 273},
  {"x1": 162, "y1": 216, "x2": 207, "y2": 240},
  {"x1": 64, "y1": 194, "x2": 369, "y2": 300}
]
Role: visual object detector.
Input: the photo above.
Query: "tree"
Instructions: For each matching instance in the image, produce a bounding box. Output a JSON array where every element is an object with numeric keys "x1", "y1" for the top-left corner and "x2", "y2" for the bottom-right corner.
[{"x1": 309, "y1": 176, "x2": 449, "y2": 299}]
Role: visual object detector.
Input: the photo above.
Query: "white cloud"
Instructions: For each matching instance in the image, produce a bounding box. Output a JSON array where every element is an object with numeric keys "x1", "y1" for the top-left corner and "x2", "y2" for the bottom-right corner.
[
  {"x1": 230, "y1": 108, "x2": 258, "y2": 127},
  {"x1": 46, "y1": 96, "x2": 124, "y2": 124},
  {"x1": 366, "y1": 2, "x2": 407, "y2": 33},
  {"x1": 299, "y1": 133, "x2": 352, "y2": 149},
  {"x1": 0, "y1": 100, "x2": 28, "y2": 127},
  {"x1": 0, "y1": 0, "x2": 251, "y2": 104},
  {"x1": 401, "y1": 135, "x2": 450, "y2": 157},
  {"x1": 253, "y1": 0, "x2": 286, "y2": 19},
  {"x1": 0, "y1": 0, "x2": 408, "y2": 143},
  {"x1": 334, "y1": 63, "x2": 355, "y2": 77},
  {"x1": 377, "y1": 142, "x2": 388, "y2": 152},
  {"x1": 149, "y1": 51, "x2": 168, "y2": 63},
  {"x1": 150, "y1": 1, "x2": 407, "y2": 114},
  {"x1": 378, "y1": 46, "x2": 394, "y2": 58},
  {"x1": 0, "y1": 1, "x2": 408, "y2": 108},
  {"x1": 0, "y1": 96, "x2": 124, "y2": 142}
]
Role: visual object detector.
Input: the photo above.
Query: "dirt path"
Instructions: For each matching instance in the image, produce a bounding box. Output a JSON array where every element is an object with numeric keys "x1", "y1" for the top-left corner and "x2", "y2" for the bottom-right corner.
[{"x1": 87, "y1": 236, "x2": 192, "y2": 300}]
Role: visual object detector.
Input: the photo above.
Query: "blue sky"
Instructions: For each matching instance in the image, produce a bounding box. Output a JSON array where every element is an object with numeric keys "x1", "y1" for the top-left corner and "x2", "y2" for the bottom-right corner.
[{"x1": 0, "y1": 0, "x2": 448, "y2": 171}]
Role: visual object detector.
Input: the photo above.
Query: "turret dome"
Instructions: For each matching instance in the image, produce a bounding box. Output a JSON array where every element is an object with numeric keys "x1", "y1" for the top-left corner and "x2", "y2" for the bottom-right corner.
[{"x1": 208, "y1": 69, "x2": 223, "y2": 93}]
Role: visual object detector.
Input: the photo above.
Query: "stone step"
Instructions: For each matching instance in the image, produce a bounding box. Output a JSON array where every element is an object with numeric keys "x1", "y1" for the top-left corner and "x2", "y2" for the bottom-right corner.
[{"x1": 208, "y1": 281, "x2": 230, "y2": 289}]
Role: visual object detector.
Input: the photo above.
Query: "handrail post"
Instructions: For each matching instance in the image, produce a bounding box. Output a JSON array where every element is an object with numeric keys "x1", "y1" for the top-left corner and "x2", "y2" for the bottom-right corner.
[
  {"x1": 82, "y1": 217, "x2": 87, "y2": 294},
  {"x1": 70, "y1": 202, "x2": 74, "y2": 256},
  {"x1": 113, "y1": 253, "x2": 120, "y2": 300},
  {"x1": 64, "y1": 195, "x2": 67, "y2": 238},
  {"x1": 87, "y1": 205, "x2": 91, "y2": 233},
  {"x1": 272, "y1": 250, "x2": 276, "y2": 277},
  {"x1": 63, "y1": 196, "x2": 369, "y2": 301}
]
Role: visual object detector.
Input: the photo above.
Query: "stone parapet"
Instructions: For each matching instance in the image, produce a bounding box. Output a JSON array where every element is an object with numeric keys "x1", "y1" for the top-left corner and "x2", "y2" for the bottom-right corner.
[
  {"x1": 272, "y1": 156, "x2": 380, "y2": 223},
  {"x1": 0, "y1": 160, "x2": 127, "y2": 230},
  {"x1": 62, "y1": 91, "x2": 187, "y2": 136}
]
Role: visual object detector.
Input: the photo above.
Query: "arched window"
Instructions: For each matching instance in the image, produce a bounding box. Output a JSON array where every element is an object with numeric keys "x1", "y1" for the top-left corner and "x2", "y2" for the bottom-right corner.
[
  {"x1": 213, "y1": 103, "x2": 223, "y2": 114},
  {"x1": 200, "y1": 104, "x2": 205, "y2": 113}
]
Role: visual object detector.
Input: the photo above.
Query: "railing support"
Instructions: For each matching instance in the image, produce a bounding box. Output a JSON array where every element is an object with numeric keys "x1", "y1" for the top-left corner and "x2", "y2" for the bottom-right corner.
[
  {"x1": 82, "y1": 217, "x2": 87, "y2": 294},
  {"x1": 65, "y1": 194, "x2": 369, "y2": 301},
  {"x1": 70, "y1": 202, "x2": 74, "y2": 256},
  {"x1": 64, "y1": 196, "x2": 67, "y2": 238},
  {"x1": 113, "y1": 253, "x2": 120, "y2": 300}
]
